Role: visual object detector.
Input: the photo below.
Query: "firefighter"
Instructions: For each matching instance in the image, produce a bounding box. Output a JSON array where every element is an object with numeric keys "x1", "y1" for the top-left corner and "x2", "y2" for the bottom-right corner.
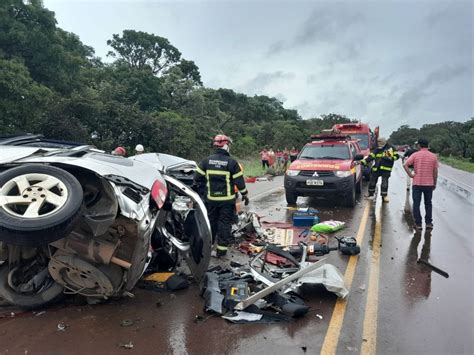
[
  {"x1": 359, "y1": 137, "x2": 400, "y2": 202},
  {"x1": 193, "y1": 134, "x2": 249, "y2": 257}
]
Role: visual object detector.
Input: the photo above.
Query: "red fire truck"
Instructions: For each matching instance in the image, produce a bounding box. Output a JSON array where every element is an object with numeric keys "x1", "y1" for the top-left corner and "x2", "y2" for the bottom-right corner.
[{"x1": 332, "y1": 122, "x2": 378, "y2": 179}]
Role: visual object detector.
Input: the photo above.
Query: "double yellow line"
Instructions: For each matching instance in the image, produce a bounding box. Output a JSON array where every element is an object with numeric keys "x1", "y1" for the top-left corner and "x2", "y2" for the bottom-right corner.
[{"x1": 321, "y1": 200, "x2": 383, "y2": 355}]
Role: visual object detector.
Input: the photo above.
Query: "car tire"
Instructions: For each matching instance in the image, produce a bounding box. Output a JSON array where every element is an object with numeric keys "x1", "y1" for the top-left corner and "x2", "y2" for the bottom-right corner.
[
  {"x1": 344, "y1": 186, "x2": 356, "y2": 207},
  {"x1": 0, "y1": 165, "x2": 83, "y2": 246},
  {"x1": 0, "y1": 263, "x2": 64, "y2": 310},
  {"x1": 285, "y1": 190, "x2": 298, "y2": 205}
]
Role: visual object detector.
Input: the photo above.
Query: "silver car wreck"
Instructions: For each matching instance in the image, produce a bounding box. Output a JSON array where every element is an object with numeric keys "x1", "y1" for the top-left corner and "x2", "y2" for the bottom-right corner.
[{"x1": 0, "y1": 136, "x2": 211, "y2": 309}]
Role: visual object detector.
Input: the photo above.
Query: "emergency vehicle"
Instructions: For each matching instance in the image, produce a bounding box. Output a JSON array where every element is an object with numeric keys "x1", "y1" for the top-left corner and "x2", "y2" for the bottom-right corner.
[
  {"x1": 332, "y1": 122, "x2": 378, "y2": 179},
  {"x1": 284, "y1": 131, "x2": 364, "y2": 207}
]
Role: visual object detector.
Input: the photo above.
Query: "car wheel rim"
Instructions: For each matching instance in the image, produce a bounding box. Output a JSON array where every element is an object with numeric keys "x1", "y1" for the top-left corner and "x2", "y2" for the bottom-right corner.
[{"x1": 0, "y1": 173, "x2": 68, "y2": 218}]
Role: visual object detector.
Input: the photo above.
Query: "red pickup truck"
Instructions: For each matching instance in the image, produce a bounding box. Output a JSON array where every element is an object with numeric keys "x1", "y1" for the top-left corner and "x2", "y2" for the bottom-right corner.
[{"x1": 284, "y1": 132, "x2": 364, "y2": 207}]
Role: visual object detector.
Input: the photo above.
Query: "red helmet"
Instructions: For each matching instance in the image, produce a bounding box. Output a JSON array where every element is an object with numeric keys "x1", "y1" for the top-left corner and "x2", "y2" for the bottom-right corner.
[
  {"x1": 213, "y1": 134, "x2": 232, "y2": 148},
  {"x1": 113, "y1": 146, "x2": 127, "y2": 156}
]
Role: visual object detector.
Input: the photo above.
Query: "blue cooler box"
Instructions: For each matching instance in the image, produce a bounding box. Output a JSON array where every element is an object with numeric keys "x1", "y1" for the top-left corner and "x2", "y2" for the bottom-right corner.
[{"x1": 292, "y1": 213, "x2": 320, "y2": 227}]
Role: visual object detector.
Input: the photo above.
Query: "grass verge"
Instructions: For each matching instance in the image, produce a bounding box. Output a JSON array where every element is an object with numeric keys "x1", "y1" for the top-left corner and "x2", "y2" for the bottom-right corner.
[
  {"x1": 238, "y1": 156, "x2": 288, "y2": 177},
  {"x1": 440, "y1": 156, "x2": 474, "y2": 173},
  {"x1": 238, "y1": 157, "x2": 266, "y2": 177}
]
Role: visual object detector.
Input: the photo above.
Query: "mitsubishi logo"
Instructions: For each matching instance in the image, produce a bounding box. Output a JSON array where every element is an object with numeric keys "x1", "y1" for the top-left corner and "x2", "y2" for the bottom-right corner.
[{"x1": 312, "y1": 171, "x2": 319, "y2": 177}]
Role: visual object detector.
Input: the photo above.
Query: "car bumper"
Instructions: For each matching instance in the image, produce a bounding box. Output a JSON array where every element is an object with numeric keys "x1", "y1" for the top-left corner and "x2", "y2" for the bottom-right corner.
[{"x1": 284, "y1": 174, "x2": 355, "y2": 197}]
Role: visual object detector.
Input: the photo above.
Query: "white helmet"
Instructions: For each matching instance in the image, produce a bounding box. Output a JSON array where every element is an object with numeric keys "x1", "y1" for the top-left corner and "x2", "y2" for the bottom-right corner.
[{"x1": 135, "y1": 144, "x2": 144, "y2": 153}]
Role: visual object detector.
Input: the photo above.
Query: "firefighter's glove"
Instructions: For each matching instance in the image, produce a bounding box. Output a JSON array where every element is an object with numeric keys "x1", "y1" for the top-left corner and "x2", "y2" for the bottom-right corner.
[{"x1": 242, "y1": 195, "x2": 250, "y2": 206}]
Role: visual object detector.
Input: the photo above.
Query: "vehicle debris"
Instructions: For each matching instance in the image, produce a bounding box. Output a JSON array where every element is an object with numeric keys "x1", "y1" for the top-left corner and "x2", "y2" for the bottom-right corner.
[
  {"x1": 198, "y1": 211, "x2": 354, "y2": 323},
  {"x1": 120, "y1": 319, "x2": 134, "y2": 327},
  {"x1": 57, "y1": 322, "x2": 68, "y2": 332},
  {"x1": 417, "y1": 259, "x2": 449, "y2": 278},
  {"x1": 118, "y1": 341, "x2": 134, "y2": 349},
  {"x1": 0, "y1": 138, "x2": 212, "y2": 310}
]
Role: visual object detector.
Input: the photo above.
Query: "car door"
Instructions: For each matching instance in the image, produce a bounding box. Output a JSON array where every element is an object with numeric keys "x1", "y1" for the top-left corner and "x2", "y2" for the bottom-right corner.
[{"x1": 350, "y1": 143, "x2": 362, "y2": 181}]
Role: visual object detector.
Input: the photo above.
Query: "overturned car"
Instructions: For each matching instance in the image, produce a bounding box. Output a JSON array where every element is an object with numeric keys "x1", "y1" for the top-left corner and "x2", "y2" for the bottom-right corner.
[{"x1": 0, "y1": 135, "x2": 211, "y2": 309}]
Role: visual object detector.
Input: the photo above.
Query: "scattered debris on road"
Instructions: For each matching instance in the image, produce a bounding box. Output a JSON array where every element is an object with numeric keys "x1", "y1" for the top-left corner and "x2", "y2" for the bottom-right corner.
[
  {"x1": 57, "y1": 322, "x2": 68, "y2": 332},
  {"x1": 118, "y1": 341, "x2": 134, "y2": 349},
  {"x1": 120, "y1": 319, "x2": 134, "y2": 327}
]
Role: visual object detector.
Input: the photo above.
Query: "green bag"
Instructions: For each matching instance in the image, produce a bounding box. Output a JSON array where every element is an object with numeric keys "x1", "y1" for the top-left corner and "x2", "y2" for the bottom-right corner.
[{"x1": 311, "y1": 220, "x2": 345, "y2": 233}]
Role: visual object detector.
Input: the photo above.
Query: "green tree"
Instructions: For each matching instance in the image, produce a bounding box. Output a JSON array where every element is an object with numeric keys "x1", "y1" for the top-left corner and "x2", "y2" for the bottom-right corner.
[{"x1": 0, "y1": 58, "x2": 53, "y2": 134}]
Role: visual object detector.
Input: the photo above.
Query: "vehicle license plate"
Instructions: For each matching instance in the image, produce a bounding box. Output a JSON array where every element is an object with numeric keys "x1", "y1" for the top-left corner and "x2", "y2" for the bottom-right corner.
[{"x1": 306, "y1": 179, "x2": 324, "y2": 186}]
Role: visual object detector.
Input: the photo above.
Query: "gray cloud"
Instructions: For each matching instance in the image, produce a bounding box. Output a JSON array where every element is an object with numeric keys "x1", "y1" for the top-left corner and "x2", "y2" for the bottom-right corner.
[
  {"x1": 274, "y1": 93, "x2": 287, "y2": 103},
  {"x1": 239, "y1": 71, "x2": 295, "y2": 95},
  {"x1": 396, "y1": 65, "x2": 470, "y2": 115},
  {"x1": 267, "y1": 6, "x2": 364, "y2": 56}
]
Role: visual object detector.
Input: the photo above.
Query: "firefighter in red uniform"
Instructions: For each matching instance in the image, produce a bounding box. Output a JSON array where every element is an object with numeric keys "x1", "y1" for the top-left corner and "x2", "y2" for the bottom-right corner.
[{"x1": 193, "y1": 135, "x2": 249, "y2": 257}]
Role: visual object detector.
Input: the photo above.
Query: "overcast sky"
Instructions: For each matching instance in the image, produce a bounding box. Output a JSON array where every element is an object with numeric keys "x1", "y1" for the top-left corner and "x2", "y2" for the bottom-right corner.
[{"x1": 44, "y1": 0, "x2": 473, "y2": 136}]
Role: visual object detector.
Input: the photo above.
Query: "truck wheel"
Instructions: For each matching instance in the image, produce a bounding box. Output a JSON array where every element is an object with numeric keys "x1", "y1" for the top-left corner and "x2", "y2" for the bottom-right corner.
[
  {"x1": 285, "y1": 190, "x2": 298, "y2": 205},
  {"x1": 0, "y1": 165, "x2": 83, "y2": 246},
  {"x1": 344, "y1": 186, "x2": 356, "y2": 207}
]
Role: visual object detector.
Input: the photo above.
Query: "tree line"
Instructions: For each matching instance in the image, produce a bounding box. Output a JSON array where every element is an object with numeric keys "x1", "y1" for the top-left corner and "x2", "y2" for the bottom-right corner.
[
  {"x1": 0, "y1": 0, "x2": 358, "y2": 160},
  {"x1": 389, "y1": 120, "x2": 474, "y2": 161}
]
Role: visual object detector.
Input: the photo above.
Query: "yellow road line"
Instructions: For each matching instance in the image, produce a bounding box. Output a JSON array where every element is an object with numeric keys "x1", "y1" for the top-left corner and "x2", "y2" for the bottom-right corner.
[
  {"x1": 320, "y1": 202, "x2": 371, "y2": 355},
  {"x1": 361, "y1": 201, "x2": 383, "y2": 355}
]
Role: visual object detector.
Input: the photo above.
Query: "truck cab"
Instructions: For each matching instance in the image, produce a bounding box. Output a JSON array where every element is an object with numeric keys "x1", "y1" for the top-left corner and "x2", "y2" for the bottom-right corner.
[
  {"x1": 332, "y1": 123, "x2": 377, "y2": 179},
  {"x1": 284, "y1": 131, "x2": 364, "y2": 207}
]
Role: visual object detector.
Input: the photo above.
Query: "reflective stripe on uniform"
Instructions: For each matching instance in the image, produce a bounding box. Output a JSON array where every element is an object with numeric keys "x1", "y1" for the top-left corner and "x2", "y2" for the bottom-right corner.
[
  {"x1": 206, "y1": 169, "x2": 233, "y2": 201},
  {"x1": 233, "y1": 171, "x2": 243, "y2": 179},
  {"x1": 375, "y1": 153, "x2": 384, "y2": 158},
  {"x1": 379, "y1": 166, "x2": 392, "y2": 171},
  {"x1": 196, "y1": 167, "x2": 206, "y2": 175},
  {"x1": 216, "y1": 245, "x2": 228, "y2": 251},
  {"x1": 239, "y1": 188, "x2": 248, "y2": 194}
]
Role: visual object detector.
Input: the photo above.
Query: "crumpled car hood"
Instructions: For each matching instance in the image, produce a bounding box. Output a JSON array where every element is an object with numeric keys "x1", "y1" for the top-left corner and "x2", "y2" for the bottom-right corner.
[
  {"x1": 129, "y1": 153, "x2": 196, "y2": 172},
  {"x1": 0, "y1": 146, "x2": 161, "y2": 190}
]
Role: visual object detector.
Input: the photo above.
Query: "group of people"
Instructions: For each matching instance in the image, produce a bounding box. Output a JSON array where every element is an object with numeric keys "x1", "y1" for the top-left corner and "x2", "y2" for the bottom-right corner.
[
  {"x1": 259, "y1": 147, "x2": 299, "y2": 171},
  {"x1": 358, "y1": 136, "x2": 438, "y2": 231},
  {"x1": 107, "y1": 133, "x2": 437, "y2": 259},
  {"x1": 112, "y1": 144, "x2": 145, "y2": 157}
]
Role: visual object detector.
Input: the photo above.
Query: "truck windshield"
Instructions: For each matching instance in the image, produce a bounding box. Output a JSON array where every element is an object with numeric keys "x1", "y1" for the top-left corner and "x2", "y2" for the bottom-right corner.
[
  {"x1": 299, "y1": 145, "x2": 350, "y2": 160},
  {"x1": 348, "y1": 133, "x2": 369, "y2": 149}
]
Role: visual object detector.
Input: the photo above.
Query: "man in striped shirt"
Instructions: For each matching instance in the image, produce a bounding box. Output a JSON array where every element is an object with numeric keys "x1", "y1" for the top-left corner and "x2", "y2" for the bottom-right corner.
[{"x1": 403, "y1": 138, "x2": 439, "y2": 231}]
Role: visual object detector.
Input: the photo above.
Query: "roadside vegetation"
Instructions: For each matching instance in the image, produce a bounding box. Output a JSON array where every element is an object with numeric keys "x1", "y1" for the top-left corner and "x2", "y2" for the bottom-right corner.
[
  {"x1": 0, "y1": 0, "x2": 356, "y2": 162},
  {"x1": 390, "y1": 120, "x2": 474, "y2": 173},
  {"x1": 439, "y1": 156, "x2": 474, "y2": 174}
]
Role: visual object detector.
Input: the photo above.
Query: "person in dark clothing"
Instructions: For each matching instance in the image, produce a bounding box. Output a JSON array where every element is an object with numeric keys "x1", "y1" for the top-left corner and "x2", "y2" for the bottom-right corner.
[
  {"x1": 359, "y1": 137, "x2": 400, "y2": 202},
  {"x1": 193, "y1": 134, "x2": 249, "y2": 257}
]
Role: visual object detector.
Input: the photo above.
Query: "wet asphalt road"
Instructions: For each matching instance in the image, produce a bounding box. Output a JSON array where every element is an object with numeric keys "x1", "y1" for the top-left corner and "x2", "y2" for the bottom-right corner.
[{"x1": 0, "y1": 162, "x2": 473, "y2": 355}]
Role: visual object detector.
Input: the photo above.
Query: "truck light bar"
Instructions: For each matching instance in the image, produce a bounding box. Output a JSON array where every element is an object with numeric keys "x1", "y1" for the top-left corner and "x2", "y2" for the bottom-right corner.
[{"x1": 334, "y1": 123, "x2": 361, "y2": 129}]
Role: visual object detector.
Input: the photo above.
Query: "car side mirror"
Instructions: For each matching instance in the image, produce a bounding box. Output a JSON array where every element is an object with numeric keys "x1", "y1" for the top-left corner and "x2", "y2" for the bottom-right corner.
[{"x1": 354, "y1": 154, "x2": 364, "y2": 161}]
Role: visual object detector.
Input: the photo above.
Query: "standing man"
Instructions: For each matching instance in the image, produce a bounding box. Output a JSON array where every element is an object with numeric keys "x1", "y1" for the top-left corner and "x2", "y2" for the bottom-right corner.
[
  {"x1": 260, "y1": 148, "x2": 270, "y2": 170},
  {"x1": 403, "y1": 138, "x2": 438, "y2": 231},
  {"x1": 193, "y1": 134, "x2": 249, "y2": 257},
  {"x1": 360, "y1": 137, "x2": 400, "y2": 202},
  {"x1": 290, "y1": 146, "x2": 299, "y2": 162}
]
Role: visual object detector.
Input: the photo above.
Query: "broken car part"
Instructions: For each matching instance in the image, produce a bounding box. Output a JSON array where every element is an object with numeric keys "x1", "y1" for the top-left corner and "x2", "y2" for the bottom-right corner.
[{"x1": 234, "y1": 258, "x2": 326, "y2": 311}]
